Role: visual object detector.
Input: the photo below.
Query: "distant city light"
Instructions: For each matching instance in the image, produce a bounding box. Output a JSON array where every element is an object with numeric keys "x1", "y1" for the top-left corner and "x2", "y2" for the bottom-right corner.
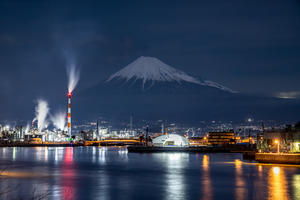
[{"x1": 274, "y1": 139, "x2": 280, "y2": 153}]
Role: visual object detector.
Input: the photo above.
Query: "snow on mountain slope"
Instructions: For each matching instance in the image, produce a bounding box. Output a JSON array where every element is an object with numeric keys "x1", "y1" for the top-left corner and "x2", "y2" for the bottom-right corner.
[
  {"x1": 107, "y1": 56, "x2": 200, "y2": 84},
  {"x1": 107, "y1": 56, "x2": 237, "y2": 93}
]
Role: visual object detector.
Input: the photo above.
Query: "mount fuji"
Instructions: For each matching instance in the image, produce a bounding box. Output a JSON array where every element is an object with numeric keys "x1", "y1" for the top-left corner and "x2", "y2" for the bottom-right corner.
[
  {"x1": 107, "y1": 56, "x2": 237, "y2": 93},
  {"x1": 77, "y1": 56, "x2": 300, "y2": 122}
]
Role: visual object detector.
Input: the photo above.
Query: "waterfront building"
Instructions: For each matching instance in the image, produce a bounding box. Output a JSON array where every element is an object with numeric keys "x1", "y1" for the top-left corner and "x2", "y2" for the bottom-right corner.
[
  {"x1": 152, "y1": 134, "x2": 189, "y2": 147},
  {"x1": 189, "y1": 136, "x2": 206, "y2": 146},
  {"x1": 24, "y1": 134, "x2": 43, "y2": 142},
  {"x1": 207, "y1": 131, "x2": 235, "y2": 145},
  {"x1": 258, "y1": 123, "x2": 300, "y2": 153}
]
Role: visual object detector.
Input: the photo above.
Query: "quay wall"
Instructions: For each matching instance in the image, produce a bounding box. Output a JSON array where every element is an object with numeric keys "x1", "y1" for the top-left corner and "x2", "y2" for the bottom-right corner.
[
  {"x1": 127, "y1": 145, "x2": 254, "y2": 153},
  {"x1": 255, "y1": 153, "x2": 300, "y2": 164}
]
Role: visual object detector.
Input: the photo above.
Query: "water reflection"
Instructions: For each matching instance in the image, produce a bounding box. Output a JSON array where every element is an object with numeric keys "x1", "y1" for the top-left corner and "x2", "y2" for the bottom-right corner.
[
  {"x1": 55, "y1": 148, "x2": 58, "y2": 163},
  {"x1": 293, "y1": 175, "x2": 300, "y2": 199},
  {"x1": 92, "y1": 146, "x2": 96, "y2": 163},
  {"x1": 154, "y1": 153, "x2": 188, "y2": 200},
  {"x1": 34, "y1": 147, "x2": 43, "y2": 161},
  {"x1": 61, "y1": 147, "x2": 76, "y2": 200},
  {"x1": 268, "y1": 167, "x2": 289, "y2": 200},
  {"x1": 253, "y1": 164, "x2": 265, "y2": 199},
  {"x1": 99, "y1": 147, "x2": 107, "y2": 164},
  {"x1": 118, "y1": 147, "x2": 128, "y2": 162},
  {"x1": 44, "y1": 147, "x2": 48, "y2": 162},
  {"x1": 235, "y1": 159, "x2": 247, "y2": 200},
  {"x1": 166, "y1": 153, "x2": 188, "y2": 200},
  {"x1": 201, "y1": 155, "x2": 212, "y2": 200},
  {"x1": 2, "y1": 147, "x2": 300, "y2": 200},
  {"x1": 95, "y1": 171, "x2": 109, "y2": 200},
  {"x1": 12, "y1": 147, "x2": 16, "y2": 161}
]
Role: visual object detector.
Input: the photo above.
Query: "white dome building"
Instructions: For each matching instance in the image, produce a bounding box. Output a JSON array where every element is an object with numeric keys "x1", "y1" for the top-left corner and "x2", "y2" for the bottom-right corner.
[{"x1": 152, "y1": 134, "x2": 189, "y2": 147}]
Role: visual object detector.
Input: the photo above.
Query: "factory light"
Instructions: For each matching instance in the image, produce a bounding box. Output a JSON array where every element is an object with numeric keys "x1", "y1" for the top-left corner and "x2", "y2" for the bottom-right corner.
[
  {"x1": 273, "y1": 167, "x2": 280, "y2": 175},
  {"x1": 274, "y1": 139, "x2": 280, "y2": 154}
]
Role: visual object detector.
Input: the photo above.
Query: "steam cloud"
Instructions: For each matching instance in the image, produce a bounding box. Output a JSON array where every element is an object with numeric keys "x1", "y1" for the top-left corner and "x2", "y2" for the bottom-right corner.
[
  {"x1": 24, "y1": 124, "x2": 30, "y2": 134},
  {"x1": 67, "y1": 63, "x2": 80, "y2": 93},
  {"x1": 50, "y1": 111, "x2": 66, "y2": 130},
  {"x1": 33, "y1": 99, "x2": 49, "y2": 132}
]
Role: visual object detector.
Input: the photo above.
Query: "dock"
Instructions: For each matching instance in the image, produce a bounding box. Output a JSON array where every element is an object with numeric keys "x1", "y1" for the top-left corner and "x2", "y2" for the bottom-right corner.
[
  {"x1": 255, "y1": 153, "x2": 300, "y2": 164},
  {"x1": 84, "y1": 139, "x2": 141, "y2": 146},
  {"x1": 127, "y1": 145, "x2": 255, "y2": 153}
]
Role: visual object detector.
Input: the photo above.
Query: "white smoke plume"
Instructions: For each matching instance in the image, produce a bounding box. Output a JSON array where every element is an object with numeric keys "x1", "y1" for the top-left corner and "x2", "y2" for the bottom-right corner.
[
  {"x1": 67, "y1": 63, "x2": 80, "y2": 93},
  {"x1": 50, "y1": 111, "x2": 66, "y2": 130},
  {"x1": 24, "y1": 123, "x2": 30, "y2": 134},
  {"x1": 34, "y1": 99, "x2": 49, "y2": 132}
]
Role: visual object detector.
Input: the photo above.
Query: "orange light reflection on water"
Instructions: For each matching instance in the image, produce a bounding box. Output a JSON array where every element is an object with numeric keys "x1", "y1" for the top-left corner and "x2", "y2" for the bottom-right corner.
[
  {"x1": 268, "y1": 167, "x2": 289, "y2": 200},
  {"x1": 235, "y1": 159, "x2": 247, "y2": 200},
  {"x1": 293, "y1": 175, "x2": 300, "y2": 199},
  {"x1": 223, "y1": 160, "x2": 299, "y2": 200},
  {"x1": 0, "y1": 171, "x2": 47, "y2": 178},
  {"x1": 201, "y1": 155, "x2": 212, "y2": 200},
  {"x1": 252, "y1": 163, "x2": 265, "y2": 199},
  {"x1": 203, "y1": 155, "x2": 209, "y2": 171}
]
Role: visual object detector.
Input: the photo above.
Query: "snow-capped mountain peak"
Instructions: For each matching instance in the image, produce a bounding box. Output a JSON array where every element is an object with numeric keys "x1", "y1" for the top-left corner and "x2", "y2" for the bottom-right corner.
[
  {"x1": 107, "y1": 56, "x2": 200, "y2": 84},
  {"x1": 107, "y1": 56, "x2": 237, "y2": 93}
]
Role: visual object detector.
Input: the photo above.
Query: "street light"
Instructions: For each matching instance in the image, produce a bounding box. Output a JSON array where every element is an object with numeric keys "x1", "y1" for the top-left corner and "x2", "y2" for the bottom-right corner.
[{"x1": 274, "y1": 139, "x2": 280, "y2": 154}]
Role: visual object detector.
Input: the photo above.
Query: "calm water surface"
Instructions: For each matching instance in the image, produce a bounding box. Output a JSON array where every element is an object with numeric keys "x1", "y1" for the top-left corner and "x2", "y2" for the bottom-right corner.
[{"x1": 0, "y1": 147, "x2": 300, "y2": 200}]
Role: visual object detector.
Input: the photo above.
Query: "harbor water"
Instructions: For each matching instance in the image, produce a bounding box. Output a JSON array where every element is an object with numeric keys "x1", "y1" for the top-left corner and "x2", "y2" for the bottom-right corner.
[{"x1": 0, "y1": 147, "x2": 300, "y2": 200}]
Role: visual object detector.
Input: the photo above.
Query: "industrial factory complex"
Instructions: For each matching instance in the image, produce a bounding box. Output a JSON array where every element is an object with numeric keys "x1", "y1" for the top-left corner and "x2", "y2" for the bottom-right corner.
[
  {"x1": 1, "y1": 118, "x2": 300, "y2": 154},
  {"x1": 1, "y1": 111, "x2": 300, "y2": 163}
]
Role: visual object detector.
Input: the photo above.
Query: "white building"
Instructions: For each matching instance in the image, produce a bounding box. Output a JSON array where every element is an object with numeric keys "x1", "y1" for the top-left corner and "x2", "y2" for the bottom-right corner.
[{"x1": 152, "y1": 134, "x2": 189, "y2": 147}]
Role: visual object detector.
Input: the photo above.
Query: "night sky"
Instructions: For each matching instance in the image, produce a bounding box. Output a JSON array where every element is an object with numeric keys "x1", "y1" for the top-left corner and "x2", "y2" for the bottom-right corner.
[{"x1": 0, "y1": 0, "x2": 300, "y2": 120}]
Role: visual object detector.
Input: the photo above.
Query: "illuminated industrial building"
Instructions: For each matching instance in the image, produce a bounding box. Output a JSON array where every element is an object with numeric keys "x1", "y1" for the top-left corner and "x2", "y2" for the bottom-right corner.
[
  {"x1": 207, "y1": 131, "x2": 235, "y2": 145},
  {"x1": 189, "y1": 137, "x2": 207, "y2": 146}
]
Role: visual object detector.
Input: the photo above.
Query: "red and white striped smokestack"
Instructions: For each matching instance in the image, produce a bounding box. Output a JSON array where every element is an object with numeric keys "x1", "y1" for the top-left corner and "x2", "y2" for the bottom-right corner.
[{"x1": 67, "y1": 92, "x2": 72, "y2": 137}]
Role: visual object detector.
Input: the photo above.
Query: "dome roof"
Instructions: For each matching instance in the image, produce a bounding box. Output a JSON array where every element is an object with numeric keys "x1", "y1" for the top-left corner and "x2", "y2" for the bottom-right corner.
[{"x1": 152, "y1": 134, "x2": 189, "y2": 147}]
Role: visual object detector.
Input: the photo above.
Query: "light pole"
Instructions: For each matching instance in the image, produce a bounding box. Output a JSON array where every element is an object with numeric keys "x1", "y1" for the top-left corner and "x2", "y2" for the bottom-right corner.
[{"x1": 275, "y1": 139, "x2": 280, "y2": 154}]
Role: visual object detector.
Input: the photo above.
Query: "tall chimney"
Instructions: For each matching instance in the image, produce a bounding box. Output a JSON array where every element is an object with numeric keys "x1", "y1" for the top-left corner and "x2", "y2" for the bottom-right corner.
[{"x1": 67, "y1": 92, "x2": 72, "y2": 137}]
